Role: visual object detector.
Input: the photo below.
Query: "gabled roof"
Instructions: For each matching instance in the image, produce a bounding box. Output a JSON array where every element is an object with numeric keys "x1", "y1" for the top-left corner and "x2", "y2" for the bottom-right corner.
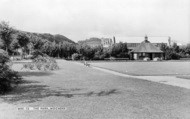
[{"x1": 131, "y1": 40, "x2": 163, "y2": 53}]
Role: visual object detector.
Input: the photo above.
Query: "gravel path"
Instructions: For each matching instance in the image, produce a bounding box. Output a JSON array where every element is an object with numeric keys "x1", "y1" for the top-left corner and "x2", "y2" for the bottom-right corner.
[{"x1": 90, "y1": 66, "x2": 190, "y2": 89}]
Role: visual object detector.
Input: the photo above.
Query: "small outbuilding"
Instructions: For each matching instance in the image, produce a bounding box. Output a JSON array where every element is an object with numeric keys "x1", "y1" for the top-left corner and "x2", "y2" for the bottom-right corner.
[{"x1": 130, "y1": 36, "x2": 164, "y2": 60}]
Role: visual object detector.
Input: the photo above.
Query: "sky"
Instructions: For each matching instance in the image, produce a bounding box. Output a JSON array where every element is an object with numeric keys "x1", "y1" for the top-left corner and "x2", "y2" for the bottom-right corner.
[{"x1": 0, "y1": 0, "x2": 189, "y2": 44}]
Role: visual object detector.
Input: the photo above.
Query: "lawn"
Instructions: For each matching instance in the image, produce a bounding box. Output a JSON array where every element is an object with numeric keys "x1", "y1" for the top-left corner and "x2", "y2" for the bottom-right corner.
[
  {"x1": 90, "y1": 61, "x2": 190, "y2": 76},
  {"x1": 177, "y1": 75, "x2": 190, "y2": 80},
  {"x1": 0, "y1": 60, "x2": 190, "y2": 119}
]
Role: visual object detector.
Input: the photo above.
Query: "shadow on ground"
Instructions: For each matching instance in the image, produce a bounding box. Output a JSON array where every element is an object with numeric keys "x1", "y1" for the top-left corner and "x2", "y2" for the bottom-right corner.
[
  {"x1": 19, "y1": 71, "x2": 53, "y2": 77},
  {"x1": 19, "y1": 80, "x2": 41, "y2": 84},
  {"x1": 0, "y1": 81, "x2": 119, "y2": 103}
]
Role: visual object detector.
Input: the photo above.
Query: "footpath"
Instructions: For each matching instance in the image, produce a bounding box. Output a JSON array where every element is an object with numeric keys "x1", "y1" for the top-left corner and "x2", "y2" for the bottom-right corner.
[
  {"x1": 92, "y1": 66, "x2": 190, "y2": 89},
  {"x1": 76, "y1": 62, "x2": 190, "y2": 89}
]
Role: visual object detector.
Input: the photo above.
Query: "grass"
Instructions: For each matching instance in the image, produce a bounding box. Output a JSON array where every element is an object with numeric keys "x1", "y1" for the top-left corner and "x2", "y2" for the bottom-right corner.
[
  {"x1": 0, "y1": 82, "x2": 119, "y2": 103},
  {"x1": 177, "y1": 75, "x2": 190, "y2": 80},
  {"x1": 1, "y1": 60, "x2": 190, "y2": 119},
  {"x1": 19, "y1": 71, "x2": 53, "y2": 77},
  {"x1": 90, "y1": 61, "x2": 190, "y2": 76}
]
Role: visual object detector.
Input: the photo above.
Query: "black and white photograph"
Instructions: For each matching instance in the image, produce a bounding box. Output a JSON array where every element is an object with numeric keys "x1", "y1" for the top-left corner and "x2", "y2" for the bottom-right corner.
[{"x1": 0, "y1": 0, "x2": 190, "y2": 118}]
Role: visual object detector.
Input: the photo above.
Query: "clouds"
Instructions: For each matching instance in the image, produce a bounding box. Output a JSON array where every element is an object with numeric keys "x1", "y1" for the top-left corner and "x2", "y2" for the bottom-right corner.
[{"x1": 0, "y1": 0, "x2": 189, "y2": 43}]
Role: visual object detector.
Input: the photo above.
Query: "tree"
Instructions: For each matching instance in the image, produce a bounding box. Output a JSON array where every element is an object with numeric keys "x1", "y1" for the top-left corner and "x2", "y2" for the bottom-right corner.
[
  {"x1": 42, "y1": 41, "x2": 52, "y2": 56},
  {"x1": 30, "y1": 36, "x2": 45, "y2": 51},
  {"x1": 0, "y1": 38, "x2": 4, "y2": 48},
  {"x1": 17, "y1": 32, "x2": 30, "y2": 58},
  {"x1": 77, "y1": 44, "x2": 94, "y2": 60},
  {"x1": 110, "y1": 42, "x2": 129, "y2": 58},
  {"x1": 160, "y1": 43, "x2": 169, "y2": 59},
  {"x1": 172, "y1": 42, "x2": 180, "y2": 53},
  {"x1": 0, "y1": 21, "x2": 15, "y2": 53},
  {"x1": 185, "y1": 43, "x2": 190, "y2": 55},
  {"x1": 160, "y1": 43, "x2": 168, "y2": 52},
  {"x1": 10, "y1": 39, "x2": 20, "y2": 57},
  {"x1": 161, "y1": 43, "x2": 181, "y2": 60},
  {"x1": 0, "y1": 52, "x2": 22, "y2": 94},
  {"x1": 17, "y1": 32, "x2": 29, "y2": 48},
  {"x1": 92, "y1": 46, "x2": 108, "y2": 60}
]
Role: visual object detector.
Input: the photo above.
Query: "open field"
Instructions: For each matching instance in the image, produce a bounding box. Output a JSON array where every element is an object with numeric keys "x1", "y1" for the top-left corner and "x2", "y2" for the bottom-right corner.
[
  {"x1": 0, "y1": 60, "x2": 190, "y2": 119},
  {"x1": 90, "y1": 61, "x2": 190, "y2": 76}
]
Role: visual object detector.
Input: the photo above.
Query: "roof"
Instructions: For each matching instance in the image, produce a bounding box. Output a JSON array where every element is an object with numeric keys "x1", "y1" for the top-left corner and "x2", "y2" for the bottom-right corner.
[{"x1": 131, "y1": 40, "x2": 163, "y2": 53}]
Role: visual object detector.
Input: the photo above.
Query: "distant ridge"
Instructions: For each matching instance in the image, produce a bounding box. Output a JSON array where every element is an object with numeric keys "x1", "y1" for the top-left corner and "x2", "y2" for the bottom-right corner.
[
  {"x1": 15, "y1": 29, "x2": 76, "y2": 44},
  {"x1": 27, "y1": 32, "x2": 76, "y2": 44}
]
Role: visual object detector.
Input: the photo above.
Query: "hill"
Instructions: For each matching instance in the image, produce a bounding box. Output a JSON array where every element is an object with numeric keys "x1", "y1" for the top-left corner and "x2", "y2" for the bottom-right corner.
[
  {"x1": 34, "y1": 33, "x2": 76, "y2": 44},
  {"x1": 25, "y1": 32, "x2": 76, "y2": 44}
]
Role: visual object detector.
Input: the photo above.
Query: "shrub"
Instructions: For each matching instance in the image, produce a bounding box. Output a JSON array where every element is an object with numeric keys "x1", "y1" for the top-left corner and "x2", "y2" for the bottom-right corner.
[
  {"x1": 0, "y1": 53, "x2": 22, "y2": 94},
  {"x1": 31, "y1": 50, "x2": 47, "y2": 59},
  {"x1": 170, "y1": 53, "x2": 181, "y2": 60},
  {"x1": 71, "y1": 53, "x2": 82, "y2": 60},
  {"x1": 23, "y1": 55, "x2": 59, "y2": 71},
  {"x1": 0, "y1": 51, "x2": 9, "y2": 65},
  {"x1": 166, "y1": 52, "x2": 181, "y2": 60}
]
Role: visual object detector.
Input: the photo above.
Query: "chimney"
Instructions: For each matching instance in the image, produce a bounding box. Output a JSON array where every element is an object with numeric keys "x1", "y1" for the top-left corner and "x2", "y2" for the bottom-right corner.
[
  {"x1": 168, "y1": 36, "x2": 171, "y2": 47},
  {"x1": 145, "y1": 35, "x2": 148, "y2": 41}
]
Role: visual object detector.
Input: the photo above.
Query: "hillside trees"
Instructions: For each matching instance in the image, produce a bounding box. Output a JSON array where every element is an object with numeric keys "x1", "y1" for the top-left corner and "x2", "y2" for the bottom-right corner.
[
  {"x1": 10, "y1": 39, "x2": 20, "y2": 54},
  {"x1": 16, "y1": 32, "x2": 30, "y2": 58},
  {"x1": 30, "y1": 35, "x2": 46, "y2": 51},
  {"x1": 17, "y1": 33, "x2": 29, "y2": 50},
  {"x1": 0, "y1": 21, "x2": 15, "y2": 53}
]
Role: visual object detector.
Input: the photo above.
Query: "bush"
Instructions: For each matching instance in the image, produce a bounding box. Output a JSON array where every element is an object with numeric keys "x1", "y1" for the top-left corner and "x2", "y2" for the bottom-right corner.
[
  {"x1": 0, "y1": 51, "x2": 9, "y2": 65},
  {"x1": 0, "y1": 54, "x2": 22, "y2": 94},
  {"x1": 23, "y1": 55, "x2": 59, "y2": 71},
  {"x1": 166, "y1": 52, "x2": 181, "y2": 60},
  {"x1": 71, "y1": 53, "x2": 82, "y2": 60},
  {"x1": 31, "y1": 50, "x2": 47, "y2": 59},
  {"x1": 170, "y1": 53, "x2": 181, "y2": 60}
]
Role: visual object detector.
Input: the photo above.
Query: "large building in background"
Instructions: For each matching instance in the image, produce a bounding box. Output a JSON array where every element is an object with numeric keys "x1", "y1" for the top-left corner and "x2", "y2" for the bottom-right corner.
[
  {"x1": 78, "y1": 37, "x2": 116, "y2": 48},
  {"x1": 101, "y1": 36, "x2": 116, "y2": 48},
  {"x1": 78, "y1": 36, "x2": 170, "y2": 51}
]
